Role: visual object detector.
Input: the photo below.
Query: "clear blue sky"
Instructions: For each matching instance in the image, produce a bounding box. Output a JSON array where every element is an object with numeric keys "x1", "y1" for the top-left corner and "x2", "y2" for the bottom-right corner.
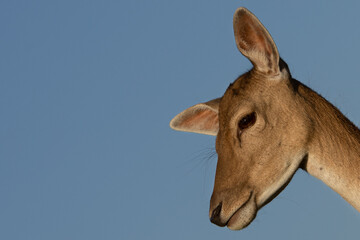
[{"x1": 1, "y1": 0, "x2": 360, "y2": 239}]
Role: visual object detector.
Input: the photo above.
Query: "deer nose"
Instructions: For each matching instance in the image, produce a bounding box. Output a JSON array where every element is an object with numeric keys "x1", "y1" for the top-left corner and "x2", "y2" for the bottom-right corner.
[{"x1": 210, "y1": 202, "x2": 225, "y2": 227}]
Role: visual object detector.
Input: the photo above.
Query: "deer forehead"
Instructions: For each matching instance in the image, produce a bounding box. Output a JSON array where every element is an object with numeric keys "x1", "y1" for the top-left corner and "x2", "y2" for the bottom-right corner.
[{"x1": 219, "y1": 74, "x2": 294, "y2": 124}]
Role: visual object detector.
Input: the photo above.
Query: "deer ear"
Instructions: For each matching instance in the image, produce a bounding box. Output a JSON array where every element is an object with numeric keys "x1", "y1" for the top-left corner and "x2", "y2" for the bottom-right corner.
[
  {"x1": 233, "y1": 8, "x2": 280, "y2": 76},
  {"x1": 170, "y1": 98, "x2": 220, "y2": 136}
]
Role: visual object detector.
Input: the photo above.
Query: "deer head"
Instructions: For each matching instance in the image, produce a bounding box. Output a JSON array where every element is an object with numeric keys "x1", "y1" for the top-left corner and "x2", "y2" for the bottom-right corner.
[{"x1": 170, "y1": 7, "x2": 314, "y2": 230}]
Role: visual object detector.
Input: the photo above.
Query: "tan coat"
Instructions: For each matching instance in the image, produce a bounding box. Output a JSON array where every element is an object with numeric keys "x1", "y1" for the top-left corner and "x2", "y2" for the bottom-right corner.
[{"x1": 170, "y1": 8, "x2": 360, "y2": 230}]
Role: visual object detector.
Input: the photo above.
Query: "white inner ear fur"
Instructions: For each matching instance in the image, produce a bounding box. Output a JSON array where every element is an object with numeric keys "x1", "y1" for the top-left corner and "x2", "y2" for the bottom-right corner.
[
  {"x1": 240, "y1": 45, "x2": 290, "y2": 81},
  {"x1": 247, "y1": 48, "x2": 279, "y2": 74}
]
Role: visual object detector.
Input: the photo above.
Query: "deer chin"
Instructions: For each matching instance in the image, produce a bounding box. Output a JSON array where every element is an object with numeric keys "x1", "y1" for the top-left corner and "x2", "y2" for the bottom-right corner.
[
  {"x1": 226, "y1": 162, "x2": 298, "y2": 231},
  {"x1": 224, "y1": 153, "x2": 306, "y2": 231},
  {"x1": 226, "y1": 191, "x2": 257, "y2": 230}
]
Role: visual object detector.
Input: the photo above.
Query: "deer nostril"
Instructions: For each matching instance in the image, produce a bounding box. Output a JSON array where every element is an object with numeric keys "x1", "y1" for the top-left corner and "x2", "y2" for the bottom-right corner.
[{"x1": 210, "y1": 202, "x2": 225, "y2": 227}]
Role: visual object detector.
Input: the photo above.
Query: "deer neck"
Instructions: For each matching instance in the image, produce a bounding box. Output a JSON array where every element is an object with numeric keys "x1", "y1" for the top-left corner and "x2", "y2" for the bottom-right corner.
[{"x1": 296, "y1": 81, "x2": 360, "y2": 211}]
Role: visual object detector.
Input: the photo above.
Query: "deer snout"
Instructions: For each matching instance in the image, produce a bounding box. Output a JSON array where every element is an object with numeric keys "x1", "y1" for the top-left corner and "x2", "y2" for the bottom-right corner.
[
  {"x1": 209, "y1": 194, "x2": 227, "y2": 227},
  {"x1": 210, "y1": 202, "x2": 225, "y2": 226},
  {"x1": 209, "y1": 189, "x2": 257, "y2": 230}
]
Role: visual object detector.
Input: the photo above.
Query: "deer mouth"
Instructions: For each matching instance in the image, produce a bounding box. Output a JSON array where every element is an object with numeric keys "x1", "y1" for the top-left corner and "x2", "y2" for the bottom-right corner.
[{"x1": 226, "y1": 191, "x2": 257, "y2": 230}]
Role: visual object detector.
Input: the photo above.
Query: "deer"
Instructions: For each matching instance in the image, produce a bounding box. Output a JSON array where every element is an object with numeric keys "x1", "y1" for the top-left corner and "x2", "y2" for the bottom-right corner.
[{"x1": 170, "y1": 7, "x2": 360, "y2": 230}]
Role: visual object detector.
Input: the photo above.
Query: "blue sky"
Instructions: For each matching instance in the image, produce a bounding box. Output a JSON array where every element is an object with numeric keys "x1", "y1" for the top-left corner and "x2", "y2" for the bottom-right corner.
[{"x1": 1, "y1": 0, "x2": 360, "y2": 239}]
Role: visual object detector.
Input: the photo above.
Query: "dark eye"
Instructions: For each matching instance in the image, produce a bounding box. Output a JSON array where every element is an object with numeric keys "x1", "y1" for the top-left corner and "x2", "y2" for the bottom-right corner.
[{"x1": 238, "y1": 112, "x2": 256, "y2": 131}]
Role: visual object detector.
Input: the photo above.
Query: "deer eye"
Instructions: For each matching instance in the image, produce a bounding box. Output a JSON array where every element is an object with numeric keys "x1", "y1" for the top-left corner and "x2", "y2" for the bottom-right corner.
[{"x1": 238, "y1": 112, "x2": 256, "y2": 131}]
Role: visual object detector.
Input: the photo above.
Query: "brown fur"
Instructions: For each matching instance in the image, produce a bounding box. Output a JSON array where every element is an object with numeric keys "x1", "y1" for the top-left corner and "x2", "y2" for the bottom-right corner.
[{"x1": 170, "y1": 7, "x2": 360, "y2": 230}]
